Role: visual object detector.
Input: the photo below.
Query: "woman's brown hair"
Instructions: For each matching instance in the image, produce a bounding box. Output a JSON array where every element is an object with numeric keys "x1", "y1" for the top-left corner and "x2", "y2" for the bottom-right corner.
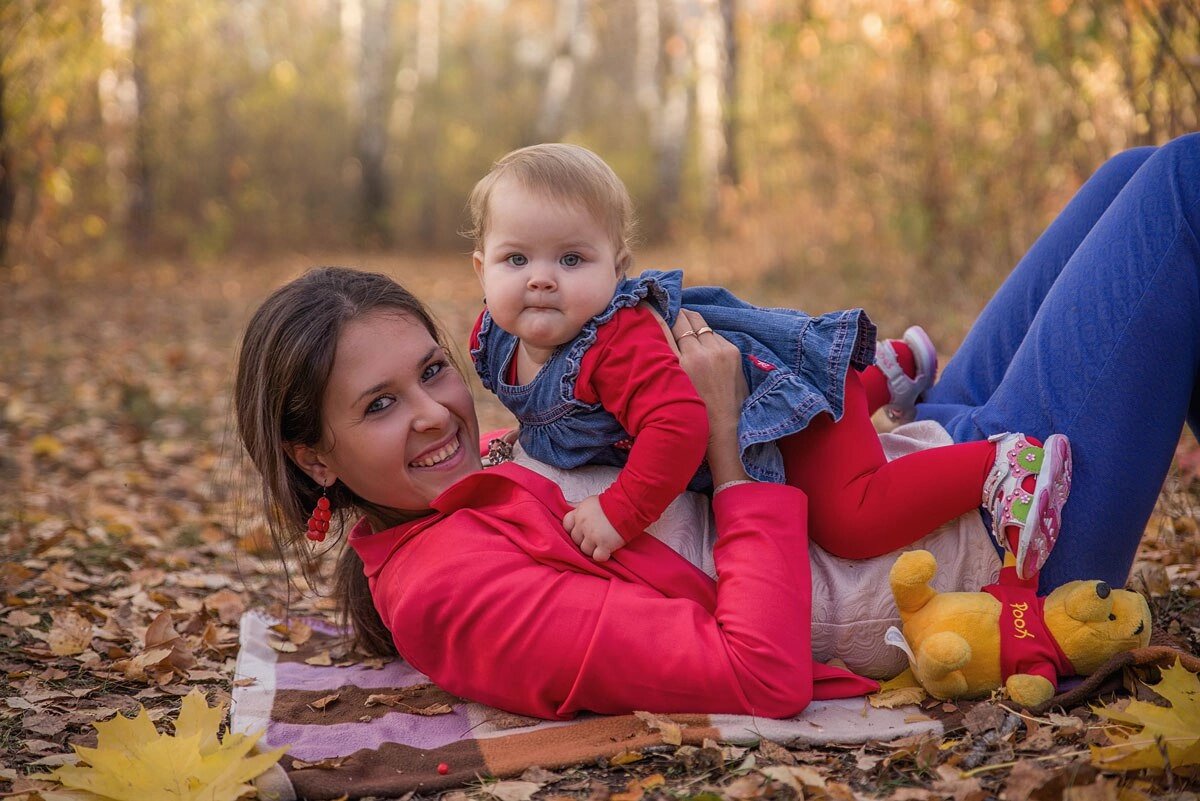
[{"x1": 234, "y1": 266, "x2": 451, "y2": 657}]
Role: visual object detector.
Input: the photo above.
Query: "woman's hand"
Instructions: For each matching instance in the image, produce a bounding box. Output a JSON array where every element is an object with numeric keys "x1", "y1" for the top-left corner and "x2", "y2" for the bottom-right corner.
[{"x1": 671, "y1": 310, "x2": 751, "y2": 488}]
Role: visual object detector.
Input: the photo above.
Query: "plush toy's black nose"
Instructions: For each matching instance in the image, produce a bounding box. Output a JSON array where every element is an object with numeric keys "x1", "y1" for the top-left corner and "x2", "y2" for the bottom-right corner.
[{"x1": 1096, "y1": 582, "x2": 1111, "y2": 599}]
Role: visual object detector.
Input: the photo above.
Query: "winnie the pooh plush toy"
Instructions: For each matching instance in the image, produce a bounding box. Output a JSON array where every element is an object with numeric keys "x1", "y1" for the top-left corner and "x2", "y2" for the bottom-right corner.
[{"x1": 887, "y1": 550, "x2": 1152, "y2": 707}]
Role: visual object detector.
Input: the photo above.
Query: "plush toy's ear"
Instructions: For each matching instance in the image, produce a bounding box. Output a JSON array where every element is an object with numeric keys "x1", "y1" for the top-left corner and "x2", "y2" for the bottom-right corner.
[{"x1": 1063, "y1": 581, "x2": 1114, "y2": 623}]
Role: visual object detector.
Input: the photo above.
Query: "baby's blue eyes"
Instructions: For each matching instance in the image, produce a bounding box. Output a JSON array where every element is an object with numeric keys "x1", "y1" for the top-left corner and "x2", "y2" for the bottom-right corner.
[
  {"x1": 503, "y1": 253, "x2": 585, "y2": 267},
  {"x1": 422, "y1": 362, "x2": 445, "y2": 381}
]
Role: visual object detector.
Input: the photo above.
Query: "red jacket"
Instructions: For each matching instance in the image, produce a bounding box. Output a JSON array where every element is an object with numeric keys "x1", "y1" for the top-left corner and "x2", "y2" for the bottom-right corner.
[{"x1": 349, "y1": 462, "x2": 877, "y2": 720}]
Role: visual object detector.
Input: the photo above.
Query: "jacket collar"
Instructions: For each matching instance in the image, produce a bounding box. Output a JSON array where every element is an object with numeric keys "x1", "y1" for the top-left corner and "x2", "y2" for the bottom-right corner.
[{"x1": 349, "y1": 463, "x2": 568, "y2": 579}]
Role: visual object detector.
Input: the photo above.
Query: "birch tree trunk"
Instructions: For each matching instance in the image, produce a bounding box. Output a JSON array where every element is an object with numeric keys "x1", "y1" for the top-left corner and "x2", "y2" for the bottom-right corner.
[
  {"x1": 98, "y1": 0, "x2": 150, "y2": 246},
  {"x1": 694, "y1": 0, "x2": 726, "y2": 224},
  {"x1": 535, "y1": 0, "x2": 591, "y2": 142},
  {"x1": 719, "y1": 0, "x2": 737, "y2": 187},
  {"x1": 655, "y1": 0, "x2": 692, "y2": 228},
  {"x1": 127, "y1": 0, "x2": 151, "y2": 246},
  {"x1": 351, "y1": 0, "x2": 399, "y2": 242},
  {"x1": 417, "y1": 0, "x2": 439, "y2": 82},
  {"x1": 0, "y1": 73, "x2": 15, "y2": 265},
  {"x1": 635, "y1": 0, "x2": 662, "y2": 123},
  {"x1": 392, "y1": 0, "x2": 437, "y2": 148}
]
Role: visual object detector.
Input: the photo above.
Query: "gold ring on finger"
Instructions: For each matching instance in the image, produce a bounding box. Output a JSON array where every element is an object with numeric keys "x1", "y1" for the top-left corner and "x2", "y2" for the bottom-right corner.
[
  {"x1": 677, "y1": 330, "x2": 699, "y2": 340},
  {"x1": 695, "y1": 326, "x2": 714, "y2": 335}
]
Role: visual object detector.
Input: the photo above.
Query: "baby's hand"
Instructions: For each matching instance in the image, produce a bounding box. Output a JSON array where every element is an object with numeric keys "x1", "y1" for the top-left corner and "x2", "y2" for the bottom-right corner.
[{"x1": 563, "y1": 495, "x2": 625, "y2": 562}]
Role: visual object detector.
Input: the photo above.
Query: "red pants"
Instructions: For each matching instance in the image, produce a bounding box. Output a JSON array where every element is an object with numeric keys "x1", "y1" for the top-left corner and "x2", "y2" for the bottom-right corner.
[{"x1": 780, "y1": 368, "x2": 995, "y2": 559}]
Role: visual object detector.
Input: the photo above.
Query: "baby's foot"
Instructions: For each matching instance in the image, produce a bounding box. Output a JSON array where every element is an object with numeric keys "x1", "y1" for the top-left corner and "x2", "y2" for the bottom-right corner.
[
  {"x1": 875, "y1": 325, "x2": 938, "y2": 424},
  {"x1": 984, "y1": 433, "x2": 1073, "y2": 579}
]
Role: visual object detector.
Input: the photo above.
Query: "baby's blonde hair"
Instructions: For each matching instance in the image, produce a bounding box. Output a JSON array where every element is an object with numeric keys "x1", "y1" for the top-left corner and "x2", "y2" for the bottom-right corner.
[{"x1": 467, "y1": 143, "x2": 636, "y2": 273}]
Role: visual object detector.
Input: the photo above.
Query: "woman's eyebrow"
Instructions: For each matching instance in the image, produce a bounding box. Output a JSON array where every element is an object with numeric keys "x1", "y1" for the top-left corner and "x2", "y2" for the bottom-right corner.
[
  {"x1": 354, "y1": 382, "x2": 390, "y2": 406},
  {"x1": 351, "y1": 347, "x2": 438, "y2": 405}
]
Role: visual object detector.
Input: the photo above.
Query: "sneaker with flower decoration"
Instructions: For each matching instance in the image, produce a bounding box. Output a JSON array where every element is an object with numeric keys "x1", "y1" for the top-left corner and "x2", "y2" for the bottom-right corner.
[
  {"x1": 875, "y1": 325, "x2": 938, "y2": 424},
  {"x1": 983, "y1": 432, "x2": 1073, "y2": 579}
]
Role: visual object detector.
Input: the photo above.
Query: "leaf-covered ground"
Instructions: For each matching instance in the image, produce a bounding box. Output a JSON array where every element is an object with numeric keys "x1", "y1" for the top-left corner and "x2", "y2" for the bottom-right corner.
[{"x1": 1, "y1": 254, "x2": 1198, "y2": 800}]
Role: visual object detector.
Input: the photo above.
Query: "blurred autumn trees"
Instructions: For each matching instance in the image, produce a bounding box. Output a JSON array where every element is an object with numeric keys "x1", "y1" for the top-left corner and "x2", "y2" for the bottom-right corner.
[{"x1": 1, "y1": 0, "x2": 1197, "y2": 282}]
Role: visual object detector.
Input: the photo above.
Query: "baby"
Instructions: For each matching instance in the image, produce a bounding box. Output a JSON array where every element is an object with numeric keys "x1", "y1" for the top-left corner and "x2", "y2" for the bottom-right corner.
[{"x1": 468, "y1": 144, "x2": 1071, "y2": 579}]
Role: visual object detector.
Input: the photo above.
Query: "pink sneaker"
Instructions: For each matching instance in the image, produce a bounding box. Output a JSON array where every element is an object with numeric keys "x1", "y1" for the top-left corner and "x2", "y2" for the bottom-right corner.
[
  {"x1": 876, "y1": 325, "x2": 939, "y2": 424},
  {"x1": 982, "y1": 433, "x2": 1073, "y2": 579}
]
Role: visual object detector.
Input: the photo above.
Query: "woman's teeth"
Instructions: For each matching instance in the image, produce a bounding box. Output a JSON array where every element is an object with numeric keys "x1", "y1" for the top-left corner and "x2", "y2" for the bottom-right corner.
[{"x1": 410, "y1": 438, "x2": 461, "y2": 468}]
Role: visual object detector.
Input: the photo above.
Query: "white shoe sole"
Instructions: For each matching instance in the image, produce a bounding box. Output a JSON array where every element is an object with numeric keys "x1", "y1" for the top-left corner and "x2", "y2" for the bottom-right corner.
[{"x1": 1016, "y1": 434, "x2": 1072, "y2": 579}]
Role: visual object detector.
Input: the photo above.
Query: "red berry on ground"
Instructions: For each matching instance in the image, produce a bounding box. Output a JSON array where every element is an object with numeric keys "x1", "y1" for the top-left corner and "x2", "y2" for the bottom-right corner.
[{"x1": 437, "y1": 762, "x2": 450, "y2": 775}]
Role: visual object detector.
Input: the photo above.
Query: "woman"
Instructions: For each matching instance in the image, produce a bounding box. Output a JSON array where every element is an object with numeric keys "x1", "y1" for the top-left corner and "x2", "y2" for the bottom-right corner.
[{"x1": 234, "y1": 133, "x2": 1200, "y2": 720}]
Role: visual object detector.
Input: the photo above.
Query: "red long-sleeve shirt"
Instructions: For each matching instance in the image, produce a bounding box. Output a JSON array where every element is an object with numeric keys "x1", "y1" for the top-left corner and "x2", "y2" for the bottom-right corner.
[
  {"x1": 573, "y1": 305, "x2": 710, "y2": 541},
  {"x1": 349, "y1": 462, "x2": 878, "y2": 720},
  {"x1": 470, "y1": 304, "x2": 710, "y2": 542}
]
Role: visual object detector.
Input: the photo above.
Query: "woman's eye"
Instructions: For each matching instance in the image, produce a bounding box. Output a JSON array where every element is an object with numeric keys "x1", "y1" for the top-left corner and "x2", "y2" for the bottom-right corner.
[
  {"x1": 422, "y1": 361, "x2": 446, "y2": 381},
  {"x1": 506, "y1": 254, "x2": 528, "y2": 267},
  {"x1": 366, "y1": 396, "x2": 394, "y2": 414},
  {"x1": 561, "y1": 253, "x2": 581, "y2": 267}
]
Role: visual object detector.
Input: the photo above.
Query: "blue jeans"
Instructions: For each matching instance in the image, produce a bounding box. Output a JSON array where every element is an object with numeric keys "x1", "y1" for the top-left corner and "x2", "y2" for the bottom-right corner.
[{"x1": 916, "y1": 132, "x2": 1200, "y2": 592}]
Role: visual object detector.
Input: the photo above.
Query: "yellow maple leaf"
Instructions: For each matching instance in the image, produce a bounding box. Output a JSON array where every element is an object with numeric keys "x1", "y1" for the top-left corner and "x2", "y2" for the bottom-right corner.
[
  {"x1": 869, "y1": 667, "x2": 928, "y2": 708},
  {"x1": 45, "y1": 688, "x2": 287, "y2": 801},
  {"x1": 1090, "y1": 659, "x2": 1200, "y2": 771}
]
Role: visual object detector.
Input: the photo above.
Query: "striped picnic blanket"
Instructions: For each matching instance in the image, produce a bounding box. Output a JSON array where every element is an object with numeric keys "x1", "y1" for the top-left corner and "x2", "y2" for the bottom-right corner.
[{"x1": 231, "y1": 611, "x2": 940, "y2": 800}]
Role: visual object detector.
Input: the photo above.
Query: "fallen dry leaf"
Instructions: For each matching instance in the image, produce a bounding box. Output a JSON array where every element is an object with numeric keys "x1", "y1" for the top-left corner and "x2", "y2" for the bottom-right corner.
[
  {"x1": 998, "y1": 760, "x2": 1056, "y2": 800},
  {"x1": 291, "y1": 755, "x2": 349, "y2": 770},
  {"x1": 7, "y1": 608, "x2": 41, "y2": 626},
  {"x1": 755, "y1": 738, "x2": 796, "y2": 765},
  {"x1": 484, "y1": 780, "x2": 542, "y2": 801},
  {"x1": 47, "y1": 610, "x2": 92, "y2": 656},
  {"x1": 1091, "y1": 659, "x2": 1200, "y2": 770},
  {"x1": 633, "y1": 710, "x2": 683, "y2": 745},
  {"x1": 272, "y1": 619, "x2": 313, "y2": 645},
  {"x1": 365, "y1": 693, "x2": 403, "y2": 707},
  {"x1": 932, "y1": 764, "x2": 987, "y2": 801},
  {"x1": 608, "y1": 749, "x2": 642, "y2": 766},
  {"x1": 759, "y1": 764, "x2": 827, "y2": 793},
  {"x1": 304, "y1": 650, "x2": 333, "y2": 666},
  {"x1": 308, "y1": 693, "x2": 340, "y2": 711},
  {"x1": 201, "y1": 588, "x2": 245, "y2": 625},
  {"x1": 869, "y1": 667, "x2": 928, "y2": 708},
  {"x1": 609, "y1": 774, "x2": 664, "y2": 801},
  {"x1": 1062, "y1": 774, "x2": 1120, "y2": 801},
  {"x1": 722, "y1": 774, "x2": 766, "y2": 799},
  {"x1": 41, "y1": 688, "x2": 286, "y2": 800},
  {"x1": 404, "y1": 701, "x2": 453, "y2": 715}
]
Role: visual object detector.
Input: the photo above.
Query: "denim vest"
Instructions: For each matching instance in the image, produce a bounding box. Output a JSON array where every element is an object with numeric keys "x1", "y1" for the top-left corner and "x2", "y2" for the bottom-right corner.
[{"x1": 471, "y1": 270, "x2": 875, "y2": 485}]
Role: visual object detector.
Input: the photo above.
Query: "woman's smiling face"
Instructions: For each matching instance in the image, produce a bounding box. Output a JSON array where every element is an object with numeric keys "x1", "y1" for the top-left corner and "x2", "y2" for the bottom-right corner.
[{"x1": 316, "y1": 310, "x2": 482, "y2": 512}]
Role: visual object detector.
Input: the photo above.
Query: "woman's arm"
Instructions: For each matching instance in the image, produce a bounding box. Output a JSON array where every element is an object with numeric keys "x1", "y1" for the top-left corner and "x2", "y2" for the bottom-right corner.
[
  {"x1": 384, "y1": 481, "x2": 831, "y2": 719},
  {"x1": 671, "y1": 308, "x2": 751, "y2": 488}
]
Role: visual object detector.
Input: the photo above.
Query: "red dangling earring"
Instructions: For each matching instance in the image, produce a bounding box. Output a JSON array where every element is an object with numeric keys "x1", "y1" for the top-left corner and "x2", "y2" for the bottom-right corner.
[{"x1": 306, "y1": 484, "x2": 332, "y2": 542}]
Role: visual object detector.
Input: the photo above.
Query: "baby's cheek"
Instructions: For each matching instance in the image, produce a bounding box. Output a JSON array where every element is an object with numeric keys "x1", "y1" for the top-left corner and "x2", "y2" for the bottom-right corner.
[{"x1": 487, "y1": 303, "x2": 522, "y2": 333}]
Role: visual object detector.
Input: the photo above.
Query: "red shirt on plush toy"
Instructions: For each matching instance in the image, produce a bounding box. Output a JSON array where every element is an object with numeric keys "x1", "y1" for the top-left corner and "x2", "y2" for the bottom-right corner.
[{"x1": 985, "y1": 565, "x2": 1075, "y2": 691}]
